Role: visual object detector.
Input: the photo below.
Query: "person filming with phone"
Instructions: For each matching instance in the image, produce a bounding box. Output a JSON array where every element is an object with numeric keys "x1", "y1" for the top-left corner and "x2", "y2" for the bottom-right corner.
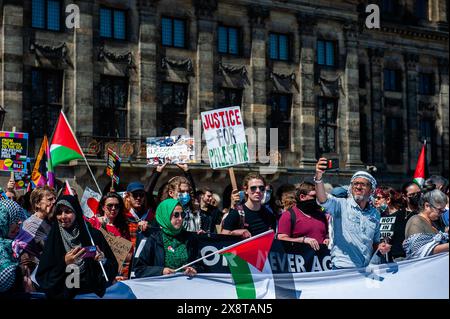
[
  {"x1": 314, "y1": 158, "x2": 391, "y2": 269},
  {"x1": 36, "y1": 195, "x2": 118, "y2": 299}
]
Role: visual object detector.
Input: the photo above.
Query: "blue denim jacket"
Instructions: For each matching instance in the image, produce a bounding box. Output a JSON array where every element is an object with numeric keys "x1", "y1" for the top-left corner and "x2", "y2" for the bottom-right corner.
[{"x1": 319, "y1": 195, "x2": 380, "y2": 269}]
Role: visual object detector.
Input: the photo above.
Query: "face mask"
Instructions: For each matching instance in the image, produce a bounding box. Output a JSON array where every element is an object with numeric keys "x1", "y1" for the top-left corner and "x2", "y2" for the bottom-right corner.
[
  {"x1": 261, "y1": 190, "x2": 272, "y2": 205},
  {"x1": 178, "y1": 192, "x2": 191, "y2": 206},
  {"x1": 409, "y1": 193, "x2": 421, "y2": 207},
  {"x1": 379, "y1": 203, "x2": 388, "y2": 212},
  {"x1": 298, "y1": 199, "x2": 320, "y2": 214}
]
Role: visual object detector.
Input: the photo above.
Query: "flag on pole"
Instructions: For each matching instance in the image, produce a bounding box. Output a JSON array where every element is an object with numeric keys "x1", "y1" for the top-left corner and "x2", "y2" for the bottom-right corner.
[
  {"x1": 413, "y1": 140, "x2": 427, "y2": 187},
  {"x1": 220, "y1": 230, "x2": 276, "y2": 298},
  {"x1": 50, "y1": 112, "x2": 84, "y2": 167},
  {"x1": 31, "y1": 135, "x2": 54, "y2": 188},
  {"x1": 63, "y1": 180, "x2": 74, "y2": 196}
]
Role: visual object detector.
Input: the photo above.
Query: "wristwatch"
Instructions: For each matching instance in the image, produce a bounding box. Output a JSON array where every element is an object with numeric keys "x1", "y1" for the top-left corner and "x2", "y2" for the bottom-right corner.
[{"x1": 313, "y1": 176, "x2": 323, "y2": 183}]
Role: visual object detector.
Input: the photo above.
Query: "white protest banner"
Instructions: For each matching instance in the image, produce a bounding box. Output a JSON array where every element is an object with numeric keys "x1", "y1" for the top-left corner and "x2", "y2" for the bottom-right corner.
[
  {"x1": 146, "y1": 135, "x2": 195, "y2": 165},
  {"x1": 99, "y1": 228, "x2": 133, "y2": 275},
  {"x1": 201, "y1": 106, "x2": 249, "y2": 169},
  {"x1": 80, "y1": 187, "x2": 102, "y2": 218}
]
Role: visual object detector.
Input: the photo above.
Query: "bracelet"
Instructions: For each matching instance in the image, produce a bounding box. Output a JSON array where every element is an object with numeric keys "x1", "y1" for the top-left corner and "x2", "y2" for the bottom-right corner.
[{"x1": 313, "y1": 176, "x2": 323, "y2": 183}]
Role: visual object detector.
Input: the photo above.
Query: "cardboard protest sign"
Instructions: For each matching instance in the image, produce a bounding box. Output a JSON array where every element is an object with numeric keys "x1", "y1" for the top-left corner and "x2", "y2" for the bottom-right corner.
[
  {"x1": 146, "y1": 135, "x2": 195, "y2": 165},
  {"x1": 106, "y1": 148, "x2": 121, "y2": 184},
  {"x1": 201, "y1": 106, "x2": 249, "y2": 169},
  {"x1": 0, "y1": 131, "x2": 29, "y2": 172},
  {"x1": 80, "y1": 187, "x2": 102, "y2": 218},
  {"x1": 98, "y1": 228, "x2": 133, "y2": 275},
  {"x1": 14, "y1": 171, "x2": 30, "y2": 190}
]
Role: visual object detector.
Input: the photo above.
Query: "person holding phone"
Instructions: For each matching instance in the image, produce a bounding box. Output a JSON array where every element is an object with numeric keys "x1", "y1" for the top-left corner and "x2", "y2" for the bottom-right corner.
[
  {"x1": 36, "y1": 195, "x2": 118, "y2": 299},
  {"x1": 133, "y1": 198, "x2": 201, "y2": 278},
  {"x1": 314, "y1": 158, "x2": 391, "y2": 269}
]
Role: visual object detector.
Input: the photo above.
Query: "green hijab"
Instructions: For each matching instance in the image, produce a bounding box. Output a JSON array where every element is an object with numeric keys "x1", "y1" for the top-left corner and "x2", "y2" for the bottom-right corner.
[{"x1": 156, "y1": 198, "x2": 183, "y2": 236}]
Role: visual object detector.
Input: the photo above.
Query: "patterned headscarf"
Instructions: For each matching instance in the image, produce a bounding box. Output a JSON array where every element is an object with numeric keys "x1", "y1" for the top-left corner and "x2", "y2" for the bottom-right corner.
[
  {"x1": 156, "y1": 198, "x2": 183, "y2": 236},
  {"x1": 0, "y1": 200, "x2": 27, "y2": 292}
]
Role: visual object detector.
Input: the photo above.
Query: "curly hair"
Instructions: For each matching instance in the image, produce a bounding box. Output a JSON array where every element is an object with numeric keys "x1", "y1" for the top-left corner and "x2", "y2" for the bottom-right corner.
[{"x1": 160, "y1": 176, "x2": 194, "y2": 202}]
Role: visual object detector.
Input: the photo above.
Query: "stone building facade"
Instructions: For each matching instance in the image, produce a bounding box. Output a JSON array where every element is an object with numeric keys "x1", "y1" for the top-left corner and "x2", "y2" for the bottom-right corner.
[{"x1": 0, "y1": 0, "x2": 448, "y2": 197}]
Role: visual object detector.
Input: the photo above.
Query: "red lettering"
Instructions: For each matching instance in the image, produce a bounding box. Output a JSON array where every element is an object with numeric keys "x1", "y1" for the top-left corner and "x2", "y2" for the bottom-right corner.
[
  {"x1": 229, "y1": 109, "x2": 235, "y2": 126},
  {"x1": 203, "y1": 114, "x2": 211, "y2": 130},
  {"x1": 235, "y1": 109, "x2": 242, "y2": 125},
  {"x1": 218, "y1": 111, "x2": 226, "y2": 128},
  {"x1": 213, "y1": 113, "x2": 220, "y2": 128}
]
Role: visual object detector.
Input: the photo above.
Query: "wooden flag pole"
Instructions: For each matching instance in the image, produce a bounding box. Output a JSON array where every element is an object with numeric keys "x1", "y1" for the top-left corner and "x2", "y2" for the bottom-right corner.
[{"x1": 228, "y1": 167, "x2": 238, "y2": 191}]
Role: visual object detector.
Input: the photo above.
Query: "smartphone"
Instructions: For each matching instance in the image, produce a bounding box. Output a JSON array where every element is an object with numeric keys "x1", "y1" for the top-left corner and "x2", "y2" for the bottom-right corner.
[
  {"x1": 324, "y1": 158, "x2": 339, "y2": 171},
  {"x1": 81, "y1": 246, "x2": 97, "y2": 259}
]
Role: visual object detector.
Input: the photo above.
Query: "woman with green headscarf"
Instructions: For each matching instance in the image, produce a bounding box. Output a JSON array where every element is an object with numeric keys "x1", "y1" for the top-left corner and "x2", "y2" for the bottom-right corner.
[{"x1": 133, "y1": 198, "x2": 201, "y2": 277}]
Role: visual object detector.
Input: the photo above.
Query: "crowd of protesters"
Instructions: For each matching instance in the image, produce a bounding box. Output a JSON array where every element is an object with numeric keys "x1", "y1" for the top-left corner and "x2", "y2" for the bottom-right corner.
[{"x1": 0, "y1": 159, "x2": 448, "y2": 298}]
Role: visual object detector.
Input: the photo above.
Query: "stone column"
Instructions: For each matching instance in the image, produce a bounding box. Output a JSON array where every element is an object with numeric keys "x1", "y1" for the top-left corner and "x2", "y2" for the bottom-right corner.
[
  {"x1": 342, "y1": 23, "x2": 363, "y2": 170},
  {"x1": 438, "y1": 58, "x2": 449, "y2": 175},
  {"x1": 368, "y1": 48, "x2": 384, "y2": 169},
  {"x1": 1, "y1": 1, "x2": 24, "y2": 130},
  {"x1": 138, "y1": 0, "x2": 159, "y2": 138},
  {"x1": 73, "y1": 0, "x2": 94, "y2": 136},
  {"x1": 194, "y1": 0, "x2": 217, "y2": 119},
  {"x1": 296, "y1": 13, "x2": 317, "y2": 169},
  {"x1": 404, "y1": 53, "x2": 419, "y2": 173}
]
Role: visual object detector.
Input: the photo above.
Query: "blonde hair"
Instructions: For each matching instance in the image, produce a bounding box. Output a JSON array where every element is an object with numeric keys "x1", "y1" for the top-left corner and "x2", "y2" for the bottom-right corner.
[
  {"x1": 281, "y1": 191, "x2": 296, "y2": 210},
  {"x1": 30, "y1": 186, "x2": 56, "y2": 212}
]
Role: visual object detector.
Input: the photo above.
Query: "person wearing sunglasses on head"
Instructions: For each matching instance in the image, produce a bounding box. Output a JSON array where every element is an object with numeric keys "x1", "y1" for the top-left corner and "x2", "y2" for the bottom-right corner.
[
  {"x1": 314, "y1": 158, "x2": 391, "y2": 269},
  {"x1": 221, "y1": 172, "x2": 276, "y2": 238},
  {"x1": 88, "y1": 192, "x2": 132, "y2": 280},
  {"x1": 133, "y1": 198, "x2": 201, "y2": 278},
  {"x1": 403, "y1": 184, "x2": 449, "y2": 259}
]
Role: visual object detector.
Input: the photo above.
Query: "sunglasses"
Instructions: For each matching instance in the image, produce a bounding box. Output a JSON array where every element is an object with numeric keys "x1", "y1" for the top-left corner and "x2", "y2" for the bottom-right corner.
[
  {"x1": 106, "y1": 203, "x2": 120, "y2": 209},
  {"x1": 249, "y1": 186, "x2": 265, "y2": 192},
  {"x1": 131, "y1": 191, "x2": 145, "y2": 198},
  {"x1": 173, "y1": 211, "x2": 186, "y2": 219}
]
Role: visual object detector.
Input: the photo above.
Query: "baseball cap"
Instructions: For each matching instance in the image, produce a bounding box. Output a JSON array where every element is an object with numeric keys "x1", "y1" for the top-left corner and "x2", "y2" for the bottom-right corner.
[{"x1": 126, "y1": 182, "x2": 145, "y2": 193}]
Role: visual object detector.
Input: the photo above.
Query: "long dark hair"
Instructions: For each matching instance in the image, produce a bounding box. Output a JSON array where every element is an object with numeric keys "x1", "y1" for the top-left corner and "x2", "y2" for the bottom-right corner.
[{"x1": 97, "y1": 192, "x2": 129, "y2": 238}]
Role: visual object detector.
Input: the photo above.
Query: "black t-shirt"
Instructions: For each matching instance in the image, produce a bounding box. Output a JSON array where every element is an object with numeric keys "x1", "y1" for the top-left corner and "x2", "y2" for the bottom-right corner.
[
  {"x1": 380, "y1": 209, "x2": 416, "y2": 259},
  {"x1": 223, "y1": 204, "x2": 276, "y2": 236},
  {"x1": 200, "y1": 207, "x2": 223, "y2": 233}
]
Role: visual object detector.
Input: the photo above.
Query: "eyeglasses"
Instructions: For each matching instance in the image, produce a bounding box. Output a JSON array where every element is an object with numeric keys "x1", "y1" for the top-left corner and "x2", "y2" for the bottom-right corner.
[
  {"x1": 173, "y1": 212, "x2": 186, "y2": 219},
  {"x1": 131, "y1": 191, "x2": 145, "y2": 198},
  {"x1": 249, "y1": 186, "x2": 265, "y2": 192},
  {"x1": 375, "y1": 196, "x2": 385, "y2": 200},
  {"x1": 351, "y1": 182, "x2": 370, "y2": 189},
  {"x1": 428, "y1": 202, "x2": 446, "y2": 214},
  {"x1": 106, "y1": 203, "x2": 120, "y2": 209}
]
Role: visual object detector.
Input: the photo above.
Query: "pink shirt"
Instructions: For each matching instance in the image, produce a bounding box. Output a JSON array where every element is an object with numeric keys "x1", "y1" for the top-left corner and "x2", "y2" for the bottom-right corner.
[{"x1": 278, "y1": 206, "x2": 328, "y2": 243}]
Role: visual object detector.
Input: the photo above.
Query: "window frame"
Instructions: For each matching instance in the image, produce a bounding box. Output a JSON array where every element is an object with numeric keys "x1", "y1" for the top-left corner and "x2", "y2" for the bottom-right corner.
[
  {"x1": 31, "y1": 0, "x2": 63, "y2": 32},
  {"x1": 269, "y1": 32, "x2": 291, "y2": 62},
  {"x1": 317, "y1": 97, "x2": 338, "y2": 155},
  {"x1": 99, "y1": 6, "x2": 128, "y2": 41},
  {"x1": 218, "y1": 87, "x2": 243, "y2": 108},
  {"x1": 415, "y1": 0, "x2": 429, "y2": 20},
  {"x1": 161, "y1": 16, "x2": 187, "y2": 48},
  {"x1": 30, "y1": 68, "x2": 63, "y2": 138},
  {"x1": 159, "y1": 82, "x2": 188, "y2": 136},
  {"x1": 383, "y1": 68, "x2": 402, "y2": 92},
  {"x1": 96, "y1": 75, "x2": 129, "y2": 138},
  {"x1": 385, "y1": 117, "x2": 404, "y2": 164},
  {"x1": 316, "y1": 39, "x2": 337, "y2": 68},
  {"x1": 217, "y1": 25, "x2": 241, "y2": 56},
  {"x1": 418, "y1": 73, "x2": 434, "y2": 95},
  {"x1": 269, "y1": 93, "x2": 292, "y2": 149}
]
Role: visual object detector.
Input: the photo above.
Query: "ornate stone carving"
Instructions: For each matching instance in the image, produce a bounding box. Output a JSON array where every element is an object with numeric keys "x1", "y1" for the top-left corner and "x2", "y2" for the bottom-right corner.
[
  {"x1": 247, "y1": 5, "x2": 270, "y2": 28},
  {"x1": 194, "y1": 0, "x2": 217, "y2": 18},
  {"x1": 30, "y1": 41, "x2": 68, "y2": 64},
  {"x1": 404, "y1": 53, "x2": 419, "y2": 69},
  {"x1": 217, "y1": 62, "x2": 247, "y2": 77},
  {"x1": 343, "y1": 22, "x2": 359, "y2": 42},
  {"x1": 318, "y1": 73, "x2": 345, "y2": 97},
  {"x1": 161, "y1": 56, "x2": 193, "y2": 73},
  {"x1": 137, "y1": 0, "x2": 159, "y2": 10},
  {"x1": 98, "y1": 46, "x2": 133, "y2": 65},
  {"x1": 269, "y1": 71, "x2": 298, "y2": 92}
]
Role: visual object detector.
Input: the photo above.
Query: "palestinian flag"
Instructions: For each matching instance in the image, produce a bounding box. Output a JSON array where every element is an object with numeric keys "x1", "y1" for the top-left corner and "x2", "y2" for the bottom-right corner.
[
  {"x1": 413, "y1": 140, "x2": 427, "y2": 187},
  {"x1": 50, "y1": 111, "x2": 84, "y2": 167},
  {"x1": 220, "y1": 230, "x2": 298, "y2": 299}
]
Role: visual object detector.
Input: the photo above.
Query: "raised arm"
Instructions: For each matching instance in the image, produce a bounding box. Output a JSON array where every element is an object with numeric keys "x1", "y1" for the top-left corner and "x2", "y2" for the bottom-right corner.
[{"x1": 315, "y1": 158, "x2": 328, "y2": 204}]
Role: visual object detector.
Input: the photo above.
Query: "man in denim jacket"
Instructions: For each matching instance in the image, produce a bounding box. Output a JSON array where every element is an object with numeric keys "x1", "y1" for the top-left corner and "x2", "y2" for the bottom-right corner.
[{"x1": 314, "y1": 158, "x2": 391, "y2": 269}]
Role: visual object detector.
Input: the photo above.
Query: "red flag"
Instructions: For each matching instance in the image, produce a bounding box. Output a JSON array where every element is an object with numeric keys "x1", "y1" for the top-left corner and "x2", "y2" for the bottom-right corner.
[
  {"x1": 413, "y1": 140, "x2": 427, "y2": 187},
  {"x1": 63, "y1": 180, "x2": 74, "y2": 196}
]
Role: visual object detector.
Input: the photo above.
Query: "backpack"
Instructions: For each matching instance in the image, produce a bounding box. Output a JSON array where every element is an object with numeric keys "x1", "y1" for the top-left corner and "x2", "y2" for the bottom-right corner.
[{"x1": 288, "y1": 207, "x2": 296, "y2": 238}]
